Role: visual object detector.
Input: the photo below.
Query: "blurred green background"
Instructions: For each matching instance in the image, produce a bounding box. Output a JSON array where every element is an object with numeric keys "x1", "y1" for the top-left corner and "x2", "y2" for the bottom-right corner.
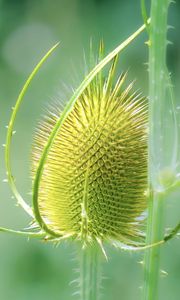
[{"x1": 0, "y1": 0, "x2": 180, "y2": 299}]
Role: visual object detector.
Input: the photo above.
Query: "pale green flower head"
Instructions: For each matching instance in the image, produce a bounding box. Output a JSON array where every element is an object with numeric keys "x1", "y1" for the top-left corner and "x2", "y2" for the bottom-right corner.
[{"x1": 31, "y1": 45, "x2": 148, "y2": 249}]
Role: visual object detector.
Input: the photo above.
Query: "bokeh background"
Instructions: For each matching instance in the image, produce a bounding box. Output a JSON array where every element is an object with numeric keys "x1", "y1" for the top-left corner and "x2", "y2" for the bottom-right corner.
[{"x1": 0, "y1": 0, "x2": 180, "y2": 299}]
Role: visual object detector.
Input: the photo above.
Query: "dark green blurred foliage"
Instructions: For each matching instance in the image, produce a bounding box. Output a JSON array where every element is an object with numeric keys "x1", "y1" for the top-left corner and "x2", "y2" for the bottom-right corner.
[{"x1": 0, "y1": 1, "x2": 179, "y2": 299}]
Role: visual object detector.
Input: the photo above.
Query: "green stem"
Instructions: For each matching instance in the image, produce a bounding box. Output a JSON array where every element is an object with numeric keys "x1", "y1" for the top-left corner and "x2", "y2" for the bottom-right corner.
[
  {"x1": 80, "y1": 245, "x2": 101, "y2": 300},
  {"x1": 143, "y1": 0, "x2": 170, "y2": 299},
  {"x1": 143, "y1": 192, "x2": 165, "y2": 300}
]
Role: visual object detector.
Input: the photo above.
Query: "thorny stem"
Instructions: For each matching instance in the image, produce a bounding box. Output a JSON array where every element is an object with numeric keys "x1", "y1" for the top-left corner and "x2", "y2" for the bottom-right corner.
[
  {"x1": 143, "y1": 191, "x2": 165, "y2": 300},
  {"x1": 143, "y1": 1, "x2": 172, "y2": 300},
  {"x1": 80, "y1": 244, "x2": 101, "y2": 300}
]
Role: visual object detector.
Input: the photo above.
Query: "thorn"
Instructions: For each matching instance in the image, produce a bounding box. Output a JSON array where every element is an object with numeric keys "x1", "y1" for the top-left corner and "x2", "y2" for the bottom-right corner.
[
  {"x1": 72, "y1": 291, "x2": 80, "y2": 296},
  {"x1": 138, "y1": 260, "x2": 144, "y2": 265},
  {"x1": 145, "y1": 40, "x2": 151, "y2": 47},
  {"x1": 12, "y1": 130, "x2": 16, "y2": 135},
  {"x1": 12, "y1": 106, "x2": 15, "y2": 110},
  {"x1": 167, "y1": 25, "x2": 174, "y2": 30},
  {"x1": 2, "y1": 179, "x2": 8, "y2": 182},
  {"x1": 167, "y1": 40, "x2": 173, "y2": 46},
  {"x1": 54, "y1": 242, "x2": 60, "y2": 248},
  {"x1": 96, "y1": 237, "x2": 108, "y2": 260},
  {"x1": 2, "y1": 144, "x2": 6, "y2": 147},
  {"x1": 73, "y1": 268, "x2": 80, "y2": 273},
  {"x1": 5, "y1": 125, "x2": 8, "y2": 129},
  {"x1": 160, "y1": 269, "x2": 168, "y2": 277},
  {"x1": 143, "y1": 62, "x2": 149, "y2": 66},
  {"x1": 69, "y1": 279, "x2": 80, "y2": 286}
]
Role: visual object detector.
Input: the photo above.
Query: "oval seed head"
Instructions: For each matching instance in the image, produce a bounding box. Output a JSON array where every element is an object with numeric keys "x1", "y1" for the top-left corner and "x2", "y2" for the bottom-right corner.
[{"x1": 32, "y1": 56, "x2": 148, "y2": 248}]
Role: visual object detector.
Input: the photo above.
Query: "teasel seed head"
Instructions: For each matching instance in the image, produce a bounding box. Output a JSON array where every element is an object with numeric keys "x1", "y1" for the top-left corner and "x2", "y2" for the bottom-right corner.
[{"x1": 32, "y1": 52, "x2": 148, "y2": 249}]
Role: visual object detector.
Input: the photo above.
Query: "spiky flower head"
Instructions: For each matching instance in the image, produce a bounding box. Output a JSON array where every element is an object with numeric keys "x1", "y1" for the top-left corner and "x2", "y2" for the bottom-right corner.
[{"x1": 32, "y1": 51, "x2": 148, "y2": 249}]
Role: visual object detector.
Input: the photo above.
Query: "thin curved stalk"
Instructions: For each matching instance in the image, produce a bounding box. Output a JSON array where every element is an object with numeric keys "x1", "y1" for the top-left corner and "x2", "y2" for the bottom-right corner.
[
  {"x1": 5, "y1": 42, "x2": 59, "y2": 218},
  {"x1": 141, "y1": 0, "x2": 150, "y2": 33},
  {"x1": 80, "y1": 245, "x2": 101, "y2": 300},
  {"x1": 111, "y1": 220, "x2": 180, "y2": 251},
  {"x1": 0, "y1": 226, "x2": 46, "y2": 238}
]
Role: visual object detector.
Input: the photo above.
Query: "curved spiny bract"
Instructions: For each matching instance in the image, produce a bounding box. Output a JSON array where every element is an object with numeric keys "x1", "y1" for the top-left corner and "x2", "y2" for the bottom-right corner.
[{"x1": 32, "y1": 64, "x2": 148, "y2": 247}]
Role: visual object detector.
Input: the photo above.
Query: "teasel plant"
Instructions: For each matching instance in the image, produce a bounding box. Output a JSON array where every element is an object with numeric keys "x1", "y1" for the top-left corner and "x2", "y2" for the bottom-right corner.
[{"x1": 0, "y1": 1, "x2": 180, "y2": 300}]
